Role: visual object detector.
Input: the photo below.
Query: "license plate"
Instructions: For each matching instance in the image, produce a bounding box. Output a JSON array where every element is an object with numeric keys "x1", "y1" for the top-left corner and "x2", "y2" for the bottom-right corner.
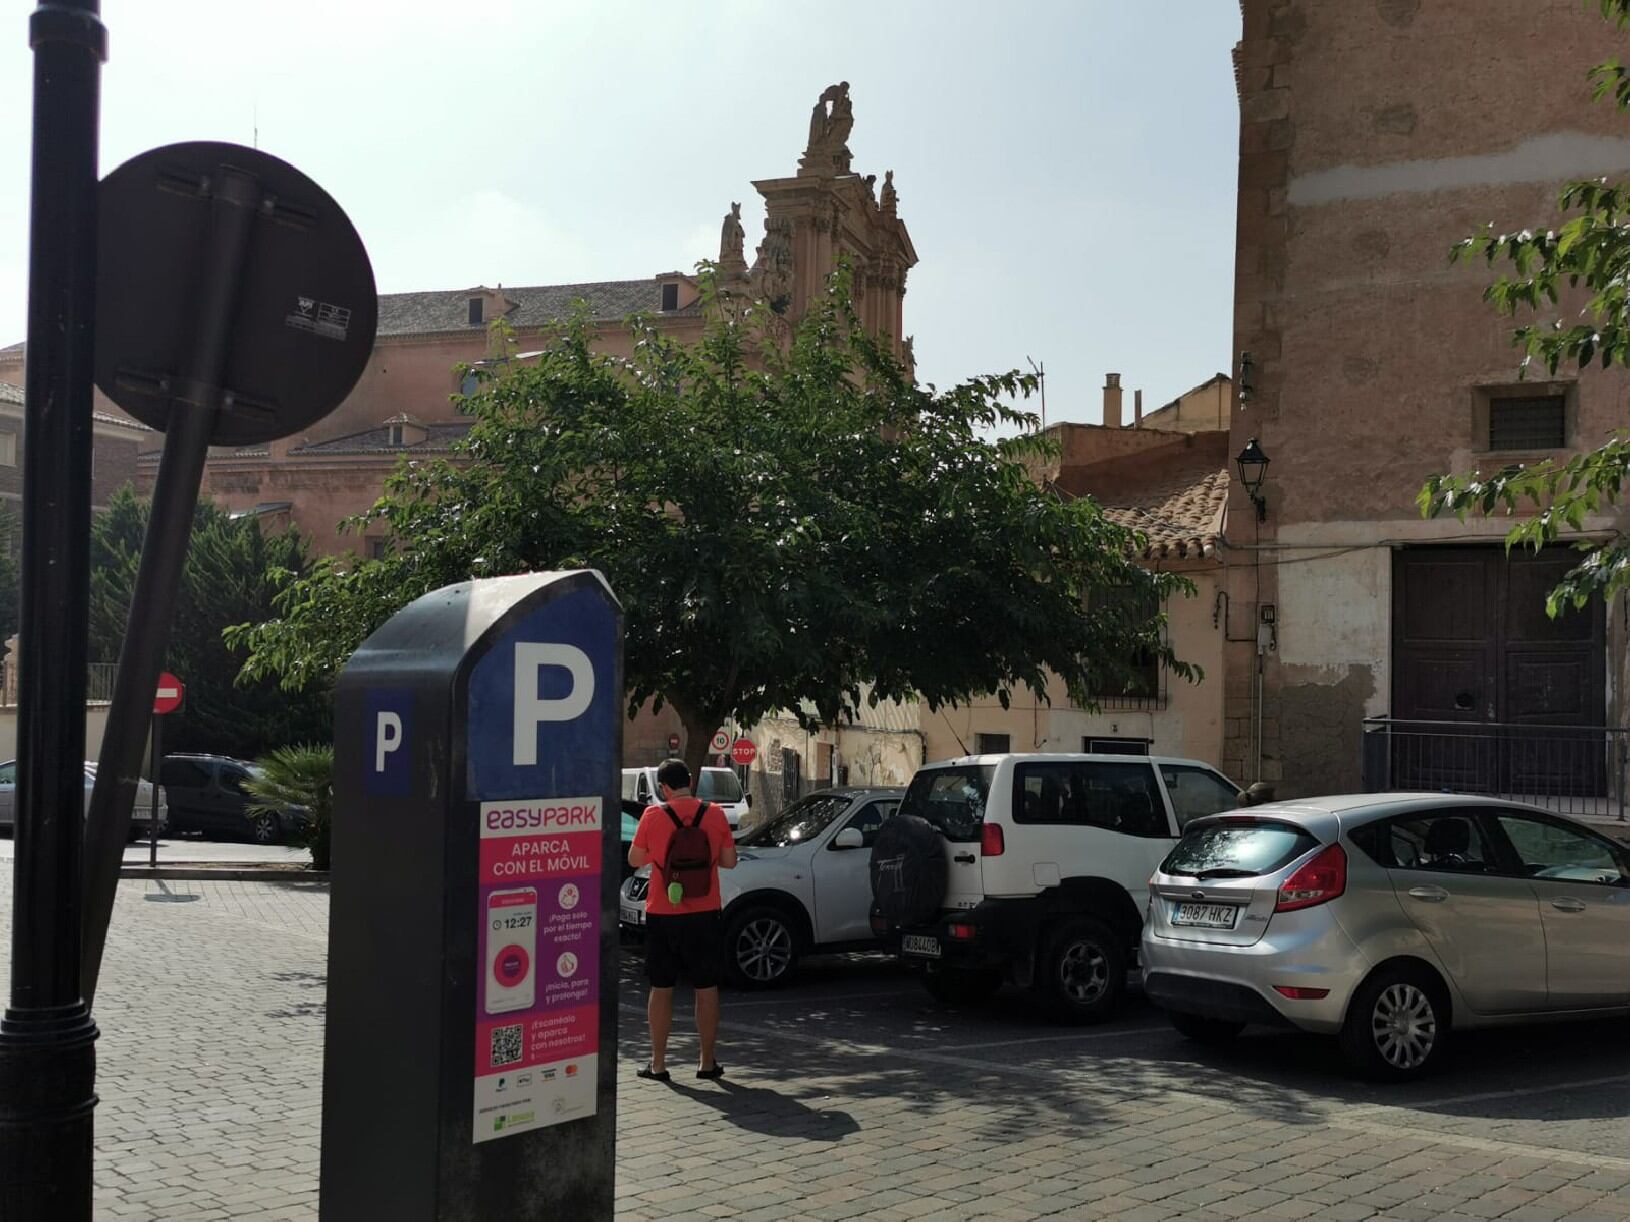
[
  {"x1": 901, "y1": 934, "x2": 941, "y2": 958},
  {"x1": 1173, "y1": 902, "x2": 1240, "y2": 930},
  {"x1": 621, "y1": 905, "x2": 645, "y2": 927}
]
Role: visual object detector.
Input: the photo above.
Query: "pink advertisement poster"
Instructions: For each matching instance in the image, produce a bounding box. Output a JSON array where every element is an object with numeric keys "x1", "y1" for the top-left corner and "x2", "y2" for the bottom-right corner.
[{"x1": 472, "y1": 796, "x2": 601, "y2": 1143}]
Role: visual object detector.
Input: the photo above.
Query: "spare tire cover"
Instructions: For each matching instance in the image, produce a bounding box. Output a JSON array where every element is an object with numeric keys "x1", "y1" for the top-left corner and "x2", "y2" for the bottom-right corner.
[{"x1": 870, "y1": 814, "x2": 947, "y2": 927}]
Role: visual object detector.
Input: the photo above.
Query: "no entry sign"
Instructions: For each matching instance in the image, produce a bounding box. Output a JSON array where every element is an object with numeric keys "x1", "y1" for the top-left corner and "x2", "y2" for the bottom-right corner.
[
  {"x1": 667, "y1": 733, "x2": 681, "y2": 752},
  {"x1": 153, "y1": 672, "x2": 184, "y2": 716},
  {"x1": 730, "y1": 738, "x2": 757, "y2": 767}
]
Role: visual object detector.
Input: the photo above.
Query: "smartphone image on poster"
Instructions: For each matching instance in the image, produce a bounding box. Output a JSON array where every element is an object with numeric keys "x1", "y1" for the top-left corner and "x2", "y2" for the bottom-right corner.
[{"x1": 485, "y1": 887, "x2": 538, "y2": 1014}]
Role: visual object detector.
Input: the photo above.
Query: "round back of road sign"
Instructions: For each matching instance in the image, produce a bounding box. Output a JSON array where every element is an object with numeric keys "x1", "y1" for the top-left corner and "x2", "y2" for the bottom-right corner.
[
  {"x1": 731, "y1": 738, "x2": 757, "y2": 767},
  {"x1": 95, "y1": 142, "x2": 377, "y2": 446},
  {"x1": 153, "y1": 671, "x2": 185, "y2": 716}
]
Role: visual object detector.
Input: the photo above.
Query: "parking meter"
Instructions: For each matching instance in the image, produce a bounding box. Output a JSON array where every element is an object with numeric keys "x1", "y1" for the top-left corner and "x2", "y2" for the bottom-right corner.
[{"x1": 320, "y1": 571, "x2": 622, "y2": 1220}]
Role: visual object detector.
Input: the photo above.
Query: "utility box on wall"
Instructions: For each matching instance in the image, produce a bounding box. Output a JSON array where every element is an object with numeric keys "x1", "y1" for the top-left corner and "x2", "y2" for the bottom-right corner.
[{"x1": 320, "y1": 571, "x2": 623, "y2": 1220}]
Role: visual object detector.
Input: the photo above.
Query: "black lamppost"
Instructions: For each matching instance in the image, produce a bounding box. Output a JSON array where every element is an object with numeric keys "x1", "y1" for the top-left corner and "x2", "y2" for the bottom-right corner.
[
  {"x1": 0, "y1": 3, "x2": 107, "y2": 1218},
  {"x1": 1236, "y1": 437, "x2": 1270, "y2": 522}
]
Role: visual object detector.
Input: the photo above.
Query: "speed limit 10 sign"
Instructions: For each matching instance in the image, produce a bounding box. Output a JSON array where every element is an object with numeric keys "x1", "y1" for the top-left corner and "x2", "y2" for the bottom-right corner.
[{"x1": 710, "y1": 729, "x2": 730, "y2": 754}]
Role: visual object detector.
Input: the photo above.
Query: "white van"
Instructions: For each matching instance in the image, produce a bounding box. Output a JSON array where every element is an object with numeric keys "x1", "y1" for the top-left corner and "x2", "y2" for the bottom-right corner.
[{"x1": 621, "y1": 765, "x2": 751, "y2": 828}]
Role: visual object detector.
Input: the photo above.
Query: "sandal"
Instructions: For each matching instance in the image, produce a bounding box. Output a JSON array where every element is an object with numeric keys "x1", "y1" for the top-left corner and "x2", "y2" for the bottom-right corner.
[
  {"x1": 636, "y1": 1064, "x2": 670, "y2": 1082},
  {"x1": 696, "y1": 1062, "x2": 725, "y2": 1080}
]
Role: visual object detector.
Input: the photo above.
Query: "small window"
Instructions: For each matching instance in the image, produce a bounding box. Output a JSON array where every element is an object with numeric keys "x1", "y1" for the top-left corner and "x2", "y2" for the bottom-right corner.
[
  {"x1": 459, "y1": 371, "x2": 480, "y2": 397},
  {"x1": 974, "y1": 733, "x2": 1011, "y2": 755},
  {"x1": 1160, "y1": 765, "x2": 1241, "y2": 828},
  {"x1": 387, "y1": 424, "x2": 404, "y2": 447},
  {"x1": 839, "y1": 800, "x2": 898, "y2": 849},
  {"x1": 1014, "y1": 760, "x2": 1168, "y2": 837},
  {"x1": 660, "y1": 283, "x2": 680, "y2": 312},
  {"x1": 1350, "y1": 812, "x2": 1498, "y2": 874},
  {"x1": 1089, "y1": 584, "x2": 1161, "y2": 702},
  {"x1": 468, "y1": 297, "x2": 483, "y2": 325},
  {"x1": 160, "y1": 760, "x2": 211, "y2": 789},
  {"x1": 1086, "y1": 737, "x2": 1149, "y2": 755},
  {"x1": 367, "y1": 538, "x2": 388, "y2": 561},
  {"x1": 1488, "y1": 395, "x2": 1565, "y2": 450},
  {"x1": 0, "y1": 433, "x2": 16, "y2": 466},
  {"x1": 1494, "y1": 814, "x2": 1629, "y2": 885}
]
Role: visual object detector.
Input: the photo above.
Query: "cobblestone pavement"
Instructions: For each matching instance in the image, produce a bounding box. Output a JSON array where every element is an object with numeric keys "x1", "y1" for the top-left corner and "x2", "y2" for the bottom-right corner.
[{"x1": 5, "y1": 877, "x2": 1627, "y2": 1220}]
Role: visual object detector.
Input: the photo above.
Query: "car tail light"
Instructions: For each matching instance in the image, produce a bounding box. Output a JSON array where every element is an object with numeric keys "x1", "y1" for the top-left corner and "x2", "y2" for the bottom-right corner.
[
  {"x1": 948, "y1": 923, "x2": 978, "y2": 941},
  {"x1": 1274, "y1": 843, "x2": 1346, "y2": 912},
  {"x1": 869, "y1": 913, "x2": 888, "y2": 935},
  {"x1": 1272, "y1": 985, "x2": 1331, "y2": 1000},
  {"x1": 980, "y1": 823, "x2": 1005, "y2": 857}
]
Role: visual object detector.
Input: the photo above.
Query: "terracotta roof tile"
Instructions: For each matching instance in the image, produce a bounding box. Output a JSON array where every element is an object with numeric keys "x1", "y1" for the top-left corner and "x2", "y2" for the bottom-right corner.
[
  {"x1": 1099, "y1": 466, "x2": 1230, "y2": 560},
  {"x1": 378, "y1": 280, "x2": 700, "y2": 337}
]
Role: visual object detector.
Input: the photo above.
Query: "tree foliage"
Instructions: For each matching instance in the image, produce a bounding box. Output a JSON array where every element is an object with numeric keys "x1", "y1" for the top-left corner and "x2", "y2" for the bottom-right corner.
[
  {"x1": 243, "y1": 743, "x2": 334, "y2": 870},
  {"x1": 232, "y1": 272, "x2": 1193, "y2": 773},
  {"x1": 1423, "y1": 3, "x2": 1630, "y2": 609},
  {"x1": 90, "y1": 488, "x2": 332, "y2": 759}
]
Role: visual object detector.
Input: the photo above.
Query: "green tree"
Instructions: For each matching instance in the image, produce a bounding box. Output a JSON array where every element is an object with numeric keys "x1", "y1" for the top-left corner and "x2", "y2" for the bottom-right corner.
[
  {"x1": 90, "y1": 487, "x2": 332, "y2": 759},
  {"x1": 232, "y1": 273, "x2": 1193, "y2": 775},
  {"x1": 243, "y1": 744, "x2": 334, "y2": 870},
  {"x1": 1422, "y1": 0, "x2": 1630, "y2": 612}
]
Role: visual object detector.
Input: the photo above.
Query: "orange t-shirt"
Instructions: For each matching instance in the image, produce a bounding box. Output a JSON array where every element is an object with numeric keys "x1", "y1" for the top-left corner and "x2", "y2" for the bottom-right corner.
[{"x1": 633, "y1": 798, "x2": 734, "y2": 915}]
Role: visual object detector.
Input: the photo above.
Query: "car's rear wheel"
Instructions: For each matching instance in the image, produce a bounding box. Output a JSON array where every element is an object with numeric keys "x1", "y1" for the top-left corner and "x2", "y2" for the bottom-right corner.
[
  {"x1": 724, "y1": 905, "x2": 799, "y2": 989},
  {"x1": 922, "y1": 968, "x2": 1002, "y2": 1006},
  {"x1": 1036, "y1": 917, "x2": 1125, "y2": 1024},
  {"x1": 1168, "y1": 1010, "x2": 1245, "y2": 1045},
  {"x1": 251, "y1": 812, "x2": 281, "y2": 845},
  {"x1": 1339, "y1": 964, "x2": 1448, "y2": 1081}
]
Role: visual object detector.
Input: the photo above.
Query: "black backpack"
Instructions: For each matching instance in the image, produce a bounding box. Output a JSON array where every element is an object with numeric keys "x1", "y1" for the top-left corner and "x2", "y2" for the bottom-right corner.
[{"x1": 661, "y1": 801, "x2": 713, "y2": 898}]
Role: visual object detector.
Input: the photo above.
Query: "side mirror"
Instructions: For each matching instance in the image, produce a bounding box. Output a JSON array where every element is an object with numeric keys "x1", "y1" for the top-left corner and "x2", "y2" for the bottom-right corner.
[{"x1": 832, "y1": 827, "x2": 864, "y2": 851}]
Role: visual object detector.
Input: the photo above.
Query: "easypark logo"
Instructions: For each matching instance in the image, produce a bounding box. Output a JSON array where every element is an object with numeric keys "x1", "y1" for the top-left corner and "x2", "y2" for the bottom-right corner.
[{"x1": 480, "y1": 797, "x2": 601, "y2": 838}]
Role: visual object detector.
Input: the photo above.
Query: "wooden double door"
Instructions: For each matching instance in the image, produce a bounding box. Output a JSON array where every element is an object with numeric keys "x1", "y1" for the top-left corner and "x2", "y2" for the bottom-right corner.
[{"x1": 1391, "y1": 547, "x2": 1606, "y2": 796}]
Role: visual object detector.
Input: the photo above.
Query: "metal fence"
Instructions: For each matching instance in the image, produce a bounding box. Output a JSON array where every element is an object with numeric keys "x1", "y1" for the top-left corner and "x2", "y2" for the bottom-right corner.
[
  {"x1": 0, "y1": 660, "x2": 119, "y2": 707},
  {"x1": 1361, "y1": 717, "x2": 1629, "y2": 822}
]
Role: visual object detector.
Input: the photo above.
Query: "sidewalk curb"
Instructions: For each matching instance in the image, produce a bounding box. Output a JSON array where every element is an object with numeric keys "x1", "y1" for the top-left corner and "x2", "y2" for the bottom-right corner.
[{"x1": 119, "y1": 866, "x2": 329, "y2": 883}]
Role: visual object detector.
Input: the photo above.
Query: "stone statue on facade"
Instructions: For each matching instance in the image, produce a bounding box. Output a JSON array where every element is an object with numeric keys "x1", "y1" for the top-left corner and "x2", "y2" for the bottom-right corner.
[
  {"x1": 717, "y1": 201, "x2": 748, "y2": 279},
  {"x1": 800, "y1": 81, "x2": 854, "y2": 175},
  {"x1": 750, "y1": 215, "x2": 795, "y2": 312},
  {"x1": 880, "y1": 170, "x2": 898, "y2": 216}
]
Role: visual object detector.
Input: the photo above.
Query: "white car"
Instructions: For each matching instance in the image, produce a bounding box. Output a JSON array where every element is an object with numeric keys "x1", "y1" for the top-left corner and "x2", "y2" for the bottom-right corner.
[
  {"x1": 621, "y1": 765, "x2": 752, "y2": 828},
  {"x1": 619, "y1": 787, "x2": 903, "y2": 987},
  {"x1": 0, "y1": 759, "x2": 169, "y2": 840}
]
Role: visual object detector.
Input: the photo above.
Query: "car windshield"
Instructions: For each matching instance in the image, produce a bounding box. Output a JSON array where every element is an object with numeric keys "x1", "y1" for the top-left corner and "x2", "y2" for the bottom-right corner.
[
  {"x1": 697, "y1": 769, "x2": 743, "y2": 802},
  {"x1": 899, "y1": 765, "x2": 994, "y2": 843},
  {"x1": 739, "y1": 794, "x2": 850, "y2": 847},
  {"x1": 1161, "y1": 818, "x2": 1319, "y2": 879}
]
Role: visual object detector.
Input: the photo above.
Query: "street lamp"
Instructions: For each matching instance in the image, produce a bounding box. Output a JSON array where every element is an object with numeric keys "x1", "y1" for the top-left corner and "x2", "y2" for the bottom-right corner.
[{"x1": 1236, "y1": 437, "x2": 1270, "y2": 522}]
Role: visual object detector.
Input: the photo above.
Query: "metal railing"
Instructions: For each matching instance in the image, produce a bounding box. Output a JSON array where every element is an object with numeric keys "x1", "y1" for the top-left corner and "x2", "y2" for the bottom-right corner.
[
  {"x1": 0, "y1": 660, "x2": 119, "y2": 707},
  {"x1": 1361, "y1": 716, "x2": 1629, "y2": 822}
]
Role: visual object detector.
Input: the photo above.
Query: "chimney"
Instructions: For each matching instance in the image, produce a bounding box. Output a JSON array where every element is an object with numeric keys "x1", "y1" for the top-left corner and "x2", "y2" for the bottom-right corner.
[
  {"x1": 1134, "y1": 389, "x2": 1143, "y2": 427},
  {"x1": 1103, "y1": 373, "x2": 1123, "y2": 429}
]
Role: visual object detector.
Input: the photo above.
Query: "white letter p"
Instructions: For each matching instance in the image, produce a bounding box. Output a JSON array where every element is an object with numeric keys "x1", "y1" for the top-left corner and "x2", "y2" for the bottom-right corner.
[
  {"x1": 375, "y1": 711, "x2": 403, "y2": 773},
  {"x1": 513, "y1": 643, "x2": 595, "y2": 766}
]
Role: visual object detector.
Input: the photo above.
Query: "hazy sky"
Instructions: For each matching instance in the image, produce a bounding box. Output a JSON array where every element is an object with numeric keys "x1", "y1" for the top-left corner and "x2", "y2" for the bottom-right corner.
[{"x1": 0, "y1": 1, "x2": 1241, "y2": 424}]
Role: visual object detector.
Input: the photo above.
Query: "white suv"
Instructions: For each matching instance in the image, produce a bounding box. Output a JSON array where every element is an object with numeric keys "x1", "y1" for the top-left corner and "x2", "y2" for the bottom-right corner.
[{"x1": 871, "y1": 753, "x2": 1239, "y2": 1021}]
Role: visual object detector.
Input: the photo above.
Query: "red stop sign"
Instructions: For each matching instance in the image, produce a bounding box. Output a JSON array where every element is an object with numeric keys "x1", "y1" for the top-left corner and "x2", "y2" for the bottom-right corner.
[
  {"x1": 730, "y1": 738, "x2": 757, "y2": 766},
  {"x1": 153, "y1": 671, "x2": 185, "y2": 716}
]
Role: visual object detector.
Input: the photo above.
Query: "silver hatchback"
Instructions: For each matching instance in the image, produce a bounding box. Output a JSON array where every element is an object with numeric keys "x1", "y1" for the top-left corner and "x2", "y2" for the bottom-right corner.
[{"x1": 1141, "y1": 794, "x2": 1630, "y2": 1080}]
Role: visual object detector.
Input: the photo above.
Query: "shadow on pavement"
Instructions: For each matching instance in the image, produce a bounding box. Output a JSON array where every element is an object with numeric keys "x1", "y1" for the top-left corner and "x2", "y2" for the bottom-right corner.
[{"x1": 662, "y1": 1077, "x2": 860, "y2": 1141}]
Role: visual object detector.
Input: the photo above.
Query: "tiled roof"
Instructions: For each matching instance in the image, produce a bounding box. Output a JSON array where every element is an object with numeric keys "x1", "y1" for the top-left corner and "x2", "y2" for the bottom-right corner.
[
  {"x1": 1100, "y1": 467, "x2": 1230, "y2": 560},
  {"x1": 288, "y1": 420, "x2": 473, "y2": 456},
  {"x1": 378, "y1": 280, "x2": 699, "y2": 337},
  {"x1": 0, "y1": 341, "x2": 23, "y2": 359},
  {"x1": 0, "y1": 380, "x2": 150, "y2": 432}
]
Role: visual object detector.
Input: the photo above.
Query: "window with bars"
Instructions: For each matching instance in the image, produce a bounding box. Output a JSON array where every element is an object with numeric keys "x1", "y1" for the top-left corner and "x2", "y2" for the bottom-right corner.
[
  {"x1": 659, "y1": 283, "x2": 680, "y2": 312},
  {"x1": 1089, "y1": 584, "x2": 1164, "y2": 706},
  {"x1": 1488, "y1": 395, "x2": 1565, "y2": 451},
  {"x1": 974, "y1": 732, "x2": 1011, "y2": 755}
]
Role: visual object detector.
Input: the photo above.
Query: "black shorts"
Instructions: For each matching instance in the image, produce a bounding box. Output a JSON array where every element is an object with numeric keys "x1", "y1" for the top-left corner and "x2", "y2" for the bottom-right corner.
[{"x1": 644, "y1": 911, "x2": 724, "y2": 989}]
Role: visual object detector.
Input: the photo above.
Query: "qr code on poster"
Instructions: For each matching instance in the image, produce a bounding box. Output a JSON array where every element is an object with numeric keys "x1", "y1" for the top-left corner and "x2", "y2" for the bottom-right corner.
[{"x1": 491, "y1": 1024, "x2": 524, "y2": 1067}]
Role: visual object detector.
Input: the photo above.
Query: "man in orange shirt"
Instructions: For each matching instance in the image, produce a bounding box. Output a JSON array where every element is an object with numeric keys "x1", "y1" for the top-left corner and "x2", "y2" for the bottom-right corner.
[{"x1": 628, "y1": 758, "x2": 737, "y2": 1081}]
